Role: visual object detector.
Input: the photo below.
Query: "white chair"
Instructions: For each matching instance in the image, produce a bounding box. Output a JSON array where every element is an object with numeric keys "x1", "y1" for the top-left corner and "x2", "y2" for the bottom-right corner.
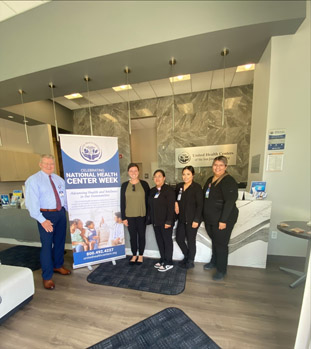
[{"x1": 0, "y1": 265, "x2": 35, "y2": 323}]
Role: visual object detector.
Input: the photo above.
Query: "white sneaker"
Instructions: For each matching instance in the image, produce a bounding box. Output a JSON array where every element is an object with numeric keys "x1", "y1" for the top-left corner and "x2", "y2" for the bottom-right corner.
[
  {"x1": 158, "y1": 264, "x2": 174, "y2": 272},
  {"x1": 154, "y1": 262, "x2": 163, "y2": 269}
]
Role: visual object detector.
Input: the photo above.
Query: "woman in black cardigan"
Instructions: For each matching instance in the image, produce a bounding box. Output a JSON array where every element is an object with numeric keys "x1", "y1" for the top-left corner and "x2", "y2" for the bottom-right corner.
[
  {"x1": 175, "y1": 166, "x2": 203, "y2": 269},
  {"x1": 203, "y1": 156, "x2": 239, "y2": 281},
  {"x1": 149, "y1": 169, "x2": 175, "y2": 272},
  {"x1": 121, "y1": 163, "x2": 150, "y2": 265}
]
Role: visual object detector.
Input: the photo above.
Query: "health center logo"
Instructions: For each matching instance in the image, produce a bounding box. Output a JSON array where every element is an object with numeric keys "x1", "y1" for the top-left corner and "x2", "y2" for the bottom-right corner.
[
  {"x1": 178, "y1": 152, "x2": 191, "y2": 164},
  {"x1": 79, "y1": 142, "x2": 102, "y2": 162}
]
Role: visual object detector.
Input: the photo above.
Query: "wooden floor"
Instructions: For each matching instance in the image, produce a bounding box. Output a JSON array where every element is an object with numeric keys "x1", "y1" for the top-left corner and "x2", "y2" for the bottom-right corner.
[{"x1": 0, "y1": 243, "x2": 305, "y2": 349}]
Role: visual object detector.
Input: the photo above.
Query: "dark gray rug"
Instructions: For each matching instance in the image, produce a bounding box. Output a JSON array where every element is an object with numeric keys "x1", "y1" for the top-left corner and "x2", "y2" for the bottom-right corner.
[
  {"x1": 0, "y1": 245, "x2": 41, "y2": 271},
  {"x1": 87, "y1": 307, "x2": 220, "y2": 349},
  {"x1": 87, "y1": 257, "x2": 187, "y2": 295}
]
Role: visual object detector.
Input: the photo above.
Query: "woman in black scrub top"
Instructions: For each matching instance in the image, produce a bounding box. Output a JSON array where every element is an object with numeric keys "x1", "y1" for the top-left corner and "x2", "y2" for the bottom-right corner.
[
  {"x1": 203, "y1": 156, "x2": 239, "y2": 281},
  {"x1": 175, "y1": 166, "x2": 203, "y2": 269},
  {"x1": 149, "y1": 169, "x2": 175, "y2": 272}
]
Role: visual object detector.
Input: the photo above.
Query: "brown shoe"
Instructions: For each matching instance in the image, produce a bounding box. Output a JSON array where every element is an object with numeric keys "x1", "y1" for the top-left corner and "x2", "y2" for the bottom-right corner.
[
  {"x1": 53, "y1": 266, "x2": 71, "y2": 275},
  {"x1": 43, "y1": 279, "x2": 55, "y2": 290}
]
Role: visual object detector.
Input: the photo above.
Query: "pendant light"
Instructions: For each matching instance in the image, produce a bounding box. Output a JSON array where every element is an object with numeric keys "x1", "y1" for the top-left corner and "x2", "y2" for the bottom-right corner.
[
  {"x1": 221, "y1": 48, "x2": 229, "y2": 127},
  {"x1": 49, "y1": 83, "x2": 60, "y2": 141},
  {"x1": 124, "y1": 66, "x2": 131, "y2": 135},
  {"x1": 169, "y1": 57, "x2": 177, "y2": 132},
  {"x1": 18, "y1": 89, "x2": 30, "y2": 144},
  {"x1": 84, "y1": 75, "x2": 93, "y2": 136}
]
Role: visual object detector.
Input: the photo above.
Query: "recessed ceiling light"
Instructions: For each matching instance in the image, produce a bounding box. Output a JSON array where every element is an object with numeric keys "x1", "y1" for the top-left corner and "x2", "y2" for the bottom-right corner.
[
  {"x1": 169, "y1": 74, "x2": 191, "y2": 83},
  {"x1": 236, "y1": 64, "x2": 255, "y2": 72},
  {"x1": 177, "y1": 103, "x2": 194, "y2": 114},
  {"x1": 136, "y1": 108, "x2": 153, "y2": 117},
  {"x1": 112, "y1": 84, "x2": 132, "y2": 92},
  {"x1": 100, "y1": 113, "x2": 117, "y2": 123},
  {"x1": 64, "y1": 93, "x2": 83, "y2": 99},
  {"x1": 8, "y1": 115, "x2": 14, "y2": 119}
]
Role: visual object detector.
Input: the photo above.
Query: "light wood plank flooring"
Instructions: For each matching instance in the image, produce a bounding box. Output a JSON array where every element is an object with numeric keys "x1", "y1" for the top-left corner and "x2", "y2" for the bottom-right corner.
[{"x1": 0, "y1": 243, "x2": 305, "y2": 349}]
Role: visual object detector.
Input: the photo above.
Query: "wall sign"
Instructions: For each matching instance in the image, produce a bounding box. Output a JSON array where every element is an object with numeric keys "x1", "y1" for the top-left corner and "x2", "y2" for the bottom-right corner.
[{"x1": 175, "y1": 144, "x2": 237, "y2": 168}]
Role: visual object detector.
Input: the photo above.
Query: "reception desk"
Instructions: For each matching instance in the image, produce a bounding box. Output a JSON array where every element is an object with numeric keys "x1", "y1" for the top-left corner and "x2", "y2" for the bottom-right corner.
[
  {"x1": 2, "y1": 200, "x2": 271, "y2": 269},
  {"x1": 0, "y1": 207, "x2": 71, "y2": 244},
  {"x1": 125, "y1": 200, "x2": 272, "y2": 269}
]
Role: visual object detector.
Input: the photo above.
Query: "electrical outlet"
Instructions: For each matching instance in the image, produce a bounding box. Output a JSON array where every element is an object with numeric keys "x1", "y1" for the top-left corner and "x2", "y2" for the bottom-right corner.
[{"x1": 271, "y1": 231, "x2": 278, "y2": 239}]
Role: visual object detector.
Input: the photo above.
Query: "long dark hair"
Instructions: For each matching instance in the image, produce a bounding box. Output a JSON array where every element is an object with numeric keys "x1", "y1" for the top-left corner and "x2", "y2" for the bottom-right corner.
[{"x1": 182, "y1": 165, "x2": 195, "y2": 175}]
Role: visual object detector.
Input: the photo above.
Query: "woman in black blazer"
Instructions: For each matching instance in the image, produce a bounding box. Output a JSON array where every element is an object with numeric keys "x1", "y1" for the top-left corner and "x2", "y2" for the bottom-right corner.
[
  {"x1": 202, "y1": 156, "x2": 239, "y2": 281},
  {"x1": 149, "y1": 169, "x2": 175, "y2": 272},
  {"x1": 175, "y1": 166, "x2": 203, "y2": 269},
  {"x1": 121, "y1": 163, "x2": 150, "y2": 265}
]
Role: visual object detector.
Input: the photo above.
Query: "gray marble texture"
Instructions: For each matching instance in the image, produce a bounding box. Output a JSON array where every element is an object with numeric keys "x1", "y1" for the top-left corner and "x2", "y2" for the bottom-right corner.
[
  {"x1": 73, "y1": 84, "x2": 253, "y2": 185},
  {"x1": 157, "y1": 85, "x2": 253, "y2": 186},
  {"x1": 73, "y1": 104, "x2": 131, "y2": 183}
]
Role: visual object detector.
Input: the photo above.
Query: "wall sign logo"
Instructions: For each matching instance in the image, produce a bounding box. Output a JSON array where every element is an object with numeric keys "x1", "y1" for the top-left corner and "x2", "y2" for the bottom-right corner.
[
  {"x1": 79, "y1": 142, "x2": 102, "y2": 162},
  {"x1": 178, "y1": 152, "x2": 191, "y2": 164}
]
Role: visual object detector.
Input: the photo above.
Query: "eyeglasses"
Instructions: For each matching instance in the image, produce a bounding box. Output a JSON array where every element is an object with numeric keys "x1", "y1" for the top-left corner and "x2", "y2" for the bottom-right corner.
[{"x1": 132, "y1": 184, "x2": 135, "y2": 192}]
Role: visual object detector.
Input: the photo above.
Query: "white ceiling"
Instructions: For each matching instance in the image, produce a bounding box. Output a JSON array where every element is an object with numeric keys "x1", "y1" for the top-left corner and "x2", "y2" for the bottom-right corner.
[
  {"x1": 54, "y1": 68, "x2": 254, "y2": 110},
  {"x1": 0, "y1": 1, "x2": 49, "y2": 22}
]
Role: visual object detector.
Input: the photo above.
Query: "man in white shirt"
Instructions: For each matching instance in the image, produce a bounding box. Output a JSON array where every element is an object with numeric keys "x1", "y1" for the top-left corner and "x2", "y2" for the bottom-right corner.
[{"x1": 25, "y1": 154, "x2": 71, "y2": 290}]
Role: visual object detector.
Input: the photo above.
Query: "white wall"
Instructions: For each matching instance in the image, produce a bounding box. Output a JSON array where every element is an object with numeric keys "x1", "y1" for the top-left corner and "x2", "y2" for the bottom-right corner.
[
  {"x1": 250, "y1": 2, "x2": 310, "y2": 256},
  {"x1": 248, "y1": 42, "x2": 271, "y2": 183}
]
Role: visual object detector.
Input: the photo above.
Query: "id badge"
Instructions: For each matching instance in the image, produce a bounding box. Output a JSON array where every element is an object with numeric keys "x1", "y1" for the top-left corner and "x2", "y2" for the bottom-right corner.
[
  {"x1": 154, "y1": 191, "x2": 160, "y2": 199},
  {"x1": 177, "y1": 188, "x2": 182, "y2": 201},
  {"x1": 205, "y1": 183, "x2": 211, "y2": 198}
]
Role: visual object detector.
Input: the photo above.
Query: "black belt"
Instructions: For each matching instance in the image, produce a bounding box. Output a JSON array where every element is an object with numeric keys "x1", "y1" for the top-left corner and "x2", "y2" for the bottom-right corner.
[{"x1": 40, "y1": 208, "x2": 61, "y2": 212}]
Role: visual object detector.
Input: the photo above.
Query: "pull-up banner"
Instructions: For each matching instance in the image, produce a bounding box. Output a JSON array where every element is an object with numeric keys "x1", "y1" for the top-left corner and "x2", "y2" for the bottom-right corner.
[{"x1": 59, "y1": 135, "x2": 125, "y2": 269}]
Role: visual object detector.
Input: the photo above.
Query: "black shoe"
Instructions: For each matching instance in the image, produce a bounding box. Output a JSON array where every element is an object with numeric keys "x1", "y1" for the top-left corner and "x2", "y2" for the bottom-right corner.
[
  {"x1": 178, "y1": 258, "x2": 187, "y2": 267},
  {"x1": 212, "y1": 271, "x2": 226, "y2": 281},
  {"x1": 203, "y1": 262, "x2": 216, "y2": 270},
  {"x1": 182, "y1": 261, "x2": 195, "y2": 269},
  {"x1": 136, "y1": 256, "x2": 143, "y2": 265},
  {"x1": 129, "y1": 256, "x2": 137, "y2": 265}
]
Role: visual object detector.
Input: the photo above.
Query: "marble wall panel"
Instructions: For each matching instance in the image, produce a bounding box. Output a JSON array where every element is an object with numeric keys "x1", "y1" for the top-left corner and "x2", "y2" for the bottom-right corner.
[
  {"x1": 73, "y1": 103, "x2": 131, "y2": 183},
  {"x1": 73, "y1": 84, "x2": 253, "y2": 186},
  {"x1": 158, "y1": 85, "x2": 253, "y2": 186}
]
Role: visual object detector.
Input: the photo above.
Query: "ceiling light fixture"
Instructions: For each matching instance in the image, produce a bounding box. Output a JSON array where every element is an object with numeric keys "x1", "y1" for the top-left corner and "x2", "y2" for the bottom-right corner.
[
  {"x1": 18, "y1": 89, "x2": 30, "y2": 144},
  {"x1": 124, "y1": 66, "x2": 132, "y2": 135},
  {"x1": 169, "y1": 74, "x2": 191, "y2": 83},
  {"x1": 221, "y1": 48, "x2": 229, "y2": 127},
  {"x1": 236, "y1": 63, "x2": 255, "y2": 72},
  {"x1": 112, "y1": 84, "x2": 132, "y2": 92},
  {"x1": 49, "y1": 82, "x2": 60, "y2": 141},
  {"x1": 64, "y1": 93, "x2": 83, "y2": 99},
  {"x1": 100, "y1": 113, "x2": 117, "y2": 123},
  {"x1": 84, "y1": 75, "x2": 93, "y2": 136}
]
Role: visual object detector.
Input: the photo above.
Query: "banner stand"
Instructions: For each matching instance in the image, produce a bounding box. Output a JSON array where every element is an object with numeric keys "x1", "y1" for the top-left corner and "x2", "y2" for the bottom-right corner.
[{"x1": 60, "y1": 134, "x2": 126, "y2": 269}]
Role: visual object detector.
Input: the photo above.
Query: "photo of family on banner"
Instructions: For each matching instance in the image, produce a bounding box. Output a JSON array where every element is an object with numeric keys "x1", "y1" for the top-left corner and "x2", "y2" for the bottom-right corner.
[{"x1": 59, "y1": 134, "x2": 125, "y2": 268}]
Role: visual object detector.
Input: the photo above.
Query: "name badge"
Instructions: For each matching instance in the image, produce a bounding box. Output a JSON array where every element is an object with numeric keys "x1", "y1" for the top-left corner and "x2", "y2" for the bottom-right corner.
[
  {"x1": 205, "y1": 183, "x2": 211, "y2": 199},
  {"x1": 177, "y1": 188, "x2": 182, "y2": 201},
  {"x1": 154, "y1": 191, "x2": 160, "y2": 199}
]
